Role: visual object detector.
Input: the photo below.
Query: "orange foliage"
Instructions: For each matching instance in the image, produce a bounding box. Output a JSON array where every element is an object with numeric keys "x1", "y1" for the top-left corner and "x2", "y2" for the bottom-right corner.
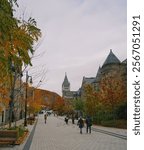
[
  {"x1": 53, "y1": 97, "x2": 65, "y2": 112},
  {"x1": 0, "y1": 83, "x2": 10, "y2": 108},
  {"x1": 99, "y1": 73, "x2": 127, "y2": 111},
  {"x1": 26, "y1": 87, "x2": 63, "y2": 114},
  {"x1": 84, "y1": 84, "x2": 101, "y2": 116},
  {"x1": 27, "y1": 88, "x2": 42, "y2": 114}
]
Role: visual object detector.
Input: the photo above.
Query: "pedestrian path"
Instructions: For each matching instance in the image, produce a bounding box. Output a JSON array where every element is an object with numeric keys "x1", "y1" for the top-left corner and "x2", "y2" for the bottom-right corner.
[
  {"x1": 59, "y1": 116, "x2": 127, "y2": 137},
  {"x1": 0, "y1": 115, "x2": 127, "y2": 150},
  {"x1": 29, "y1": 114, "x2": 126, "y2": 150}
]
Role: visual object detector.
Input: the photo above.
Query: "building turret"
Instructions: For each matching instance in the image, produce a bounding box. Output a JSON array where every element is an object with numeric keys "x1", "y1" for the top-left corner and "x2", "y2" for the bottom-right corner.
[
  {"x1": 62, "y1": 73, "x2": 70, "y2": 97},
  {"x1": 102, "y1": 49, "x2": 120, "y2": 67}
]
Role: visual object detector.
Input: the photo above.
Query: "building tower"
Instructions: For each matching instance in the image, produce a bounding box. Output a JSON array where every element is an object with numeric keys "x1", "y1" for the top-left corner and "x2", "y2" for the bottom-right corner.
[
  {"x1": 102, "y1": 49, "x2": 120, "y2": 67},
  {"x1": 62, "y1": 73, "x2": 70, "y2": 97}
]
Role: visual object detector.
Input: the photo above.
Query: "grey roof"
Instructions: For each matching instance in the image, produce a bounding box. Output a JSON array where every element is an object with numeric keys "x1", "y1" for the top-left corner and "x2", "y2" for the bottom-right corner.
[
  {"x1": 122, "y1": 59, "x2": 127, "y2": 64},
  {"x1": 82, "y1": 76, "x2": 95, "y2": 84},
  {"x1": 62, "y1": 73, "x2": 70, "y2": 87},
  {"x1": 102, "y1": 49, "x2": 120, "y2": 67},
  {"x1": 95, "y1": 66, "x2": 102, "y2": 82}
]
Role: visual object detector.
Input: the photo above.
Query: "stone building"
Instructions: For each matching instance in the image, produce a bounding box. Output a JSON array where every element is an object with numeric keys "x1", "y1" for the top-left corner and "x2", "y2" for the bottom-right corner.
[
  {"x1": 80, "y1": 49, "x2": 127, "y2": 98},
  {"x1": 62, "y1": 73, "x2": 77, "y2": 99},
  {"x1": 62, "y1": 50, "x2": 127, "y2": 100}
]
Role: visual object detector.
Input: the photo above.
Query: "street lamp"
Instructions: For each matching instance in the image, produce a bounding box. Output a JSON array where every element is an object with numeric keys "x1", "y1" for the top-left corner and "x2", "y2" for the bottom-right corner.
[{"x1": 24, "y1": 71, "x2": 32, "y2": 126}]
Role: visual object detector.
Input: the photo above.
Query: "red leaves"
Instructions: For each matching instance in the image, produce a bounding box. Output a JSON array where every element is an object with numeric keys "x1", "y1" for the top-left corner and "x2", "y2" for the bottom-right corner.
[{"x1": 99, "y1": 73, "x2": 127, "y2": 111}]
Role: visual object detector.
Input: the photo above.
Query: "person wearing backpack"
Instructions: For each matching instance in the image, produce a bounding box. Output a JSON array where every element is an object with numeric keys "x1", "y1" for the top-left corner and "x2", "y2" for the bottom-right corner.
[
  {"x1": 85, "y1": 116, "x2": 92, "y2": 134},
  {"x1": 77, "y1": 116, "x2": 84, "y2": 134}
]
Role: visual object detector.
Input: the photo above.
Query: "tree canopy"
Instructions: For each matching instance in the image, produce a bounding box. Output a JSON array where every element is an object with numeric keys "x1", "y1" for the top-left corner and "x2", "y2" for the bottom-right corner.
[{"x1": 0, "y1": 0, "x2": 41, "y2": 108}]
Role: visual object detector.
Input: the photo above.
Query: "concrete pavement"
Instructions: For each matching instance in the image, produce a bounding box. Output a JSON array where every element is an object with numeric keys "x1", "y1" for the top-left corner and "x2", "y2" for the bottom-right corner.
[
  {"x1": 0, "y1": 114, "x2": 127, "y2": 150},
  {"x1": 29, "y1": 114, "x2": 126, "y2": 150}
]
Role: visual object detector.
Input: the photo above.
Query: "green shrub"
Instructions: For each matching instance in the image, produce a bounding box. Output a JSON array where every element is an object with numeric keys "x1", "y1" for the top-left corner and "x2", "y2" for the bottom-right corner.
[{"x1": 101, "y1": 119, "x2": 127, "y2": 129}]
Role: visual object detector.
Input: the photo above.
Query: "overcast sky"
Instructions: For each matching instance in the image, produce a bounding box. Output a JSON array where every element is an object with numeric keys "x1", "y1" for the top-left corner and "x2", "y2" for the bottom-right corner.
[{"x1": 17, "y1": 0, "x2": 127, "y2": 96}]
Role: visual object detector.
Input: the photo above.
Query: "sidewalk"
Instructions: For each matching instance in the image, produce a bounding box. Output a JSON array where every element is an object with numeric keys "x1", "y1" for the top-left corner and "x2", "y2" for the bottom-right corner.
[
  {"x1": 59, "y1": 116, "x2": 127, "y2": 137},
  {"x1": 29, "y1": 114, "x2": 126, "y2": 150},
  {"x1": 0, "y1": 115, "x2": 127, "y2": 150}
]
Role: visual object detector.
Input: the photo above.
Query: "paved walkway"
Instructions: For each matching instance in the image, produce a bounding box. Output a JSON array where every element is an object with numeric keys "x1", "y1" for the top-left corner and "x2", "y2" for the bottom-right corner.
[
  {"x1": 0, "y1": 114, "x2": 127, "y2": 150},
  {"x1": 29, "y1": 114, "x2": 126, "y2": 150}
]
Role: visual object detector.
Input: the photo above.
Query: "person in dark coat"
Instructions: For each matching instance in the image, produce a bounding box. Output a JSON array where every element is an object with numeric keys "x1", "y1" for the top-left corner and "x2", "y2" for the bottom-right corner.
[
  {"x1": 65, "y1": 116, "x2": 69, "y2": 124},
  {"x1": 85, "y1": 116, "x2": 92, "y2": 133},
  {"x1": 72, "y1": 114, "x2": 75, "y2": 124},
  {"x1": 77, "y1": 117, "x2": 84, "y2": 134},
  {"x1": 44, "y1": 114, "x2": 47, "y2": 124}
]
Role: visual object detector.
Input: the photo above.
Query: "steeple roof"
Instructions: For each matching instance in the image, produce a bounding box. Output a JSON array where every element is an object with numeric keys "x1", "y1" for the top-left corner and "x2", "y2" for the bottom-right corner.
[
  {"x1": 62, "y1": 73, "x2": 70, "y2": 87},
  {"x1": 102, "y1": 49, "x2": 120, "y2": 67},
  {"x1": 95, "y1": 66, "x2": 102, "y2": 82}
]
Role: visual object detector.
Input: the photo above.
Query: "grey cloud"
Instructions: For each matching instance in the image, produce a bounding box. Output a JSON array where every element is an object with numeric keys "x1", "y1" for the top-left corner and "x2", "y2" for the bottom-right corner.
[{"x1": 17, "y1": 0, "x2": 126, "y2": 95}]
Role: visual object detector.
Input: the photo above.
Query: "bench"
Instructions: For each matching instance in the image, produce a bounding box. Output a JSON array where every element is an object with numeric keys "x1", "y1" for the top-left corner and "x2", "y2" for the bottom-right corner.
[
  {"x1": 27, "y1": 116, "x2": 35, "y2": 125},
  {"x1": 0, "y1": 130, "x2": 18, "y2": 145}
]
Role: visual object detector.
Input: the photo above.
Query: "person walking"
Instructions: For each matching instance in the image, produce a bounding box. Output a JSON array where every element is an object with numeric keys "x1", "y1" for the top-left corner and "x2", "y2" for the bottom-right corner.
[
  {"x1": 44, "y1": 113, "x2": 47, "y2": 124},
  {"x1": 85, "y1": 116, "x2": 92, "y2": 133},
  {"x1": 65, "y1": 116, "x2": 69, "y2": 124},
  {"x1": 77, "y1": 116, "x2": 84, "y2": 134},
  {"x1": 72, "y1": 114, "x2": 75, "y2": 124}
]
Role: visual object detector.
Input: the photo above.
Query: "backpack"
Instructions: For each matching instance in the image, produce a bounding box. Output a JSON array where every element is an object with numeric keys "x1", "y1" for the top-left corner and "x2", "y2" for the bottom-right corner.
[
  {"x1": 86, "y1": 117, "x2": 92, "y2": 126},
  {"x1": 78, "y1": 118, "x2": 84, "y2": 128}
]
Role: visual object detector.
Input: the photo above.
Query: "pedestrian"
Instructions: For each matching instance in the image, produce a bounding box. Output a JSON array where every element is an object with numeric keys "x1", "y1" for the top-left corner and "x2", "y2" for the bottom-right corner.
[
  {"x1": 72, "y1": 114, "x2": 75, "y2": 124},
  {"x1": 65, "y1": 116, "x2": 69, "y2": 124},
  {"x1": 44, "y1": 113, "x2": 47, "y2": 124},
  {"x1": 77, "y1": 116, "x2": 84, "y2": 134},
  {"x1": 85, "y1": 116, "x2": 92, "y2": 133}
]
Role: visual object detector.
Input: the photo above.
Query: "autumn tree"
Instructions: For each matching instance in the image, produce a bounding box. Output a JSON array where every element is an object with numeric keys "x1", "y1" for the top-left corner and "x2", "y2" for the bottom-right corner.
[
  {"x1": 53, "y1": 97, "x2": 65, "y2": 115},
  {"x1": 29, "y1": 88, "x2": 42, "y2": 115},
  {"x1": 73, "y1": 98, "x2": 85, "y2": 114},
  {"x1": 0, "y1": 77, "x2": 10, "y2": 108},
  {"x1": 99, "y1": 72, "x2": 127, "y2": 119},
  {"x1": 0, "y1": 0, "x2": 41, "y2": 127},
  {"x1": 0, "y1": 0, "x2": 41, "y2": 87},
  {"x1": 83, "y1": 84, "x2": 102, "y2": 121},
  {"x1": 63, "y1": 99, "x2": 74, "y2": 115}
]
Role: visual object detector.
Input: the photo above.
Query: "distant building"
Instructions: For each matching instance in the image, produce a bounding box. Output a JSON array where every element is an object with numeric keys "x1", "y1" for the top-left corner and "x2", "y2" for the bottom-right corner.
[
  {"x1": 80, "y1": 77, "x2": 95, "y2": 98},
  {"x1": 80, "y1": 49, "x2": 127, "y2": 98},
  {"x1": 62, "y1": 73, "x2": 77, "y2": 99},
  {"x1": 62, "y1": 49, "x2": 127, "y2": 100}
]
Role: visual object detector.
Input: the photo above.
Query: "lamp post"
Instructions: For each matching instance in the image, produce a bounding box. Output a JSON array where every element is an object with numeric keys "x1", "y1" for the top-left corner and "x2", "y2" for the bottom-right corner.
[{"x1": 24, "y1": 71, "x2": 32, "y2": 126}]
